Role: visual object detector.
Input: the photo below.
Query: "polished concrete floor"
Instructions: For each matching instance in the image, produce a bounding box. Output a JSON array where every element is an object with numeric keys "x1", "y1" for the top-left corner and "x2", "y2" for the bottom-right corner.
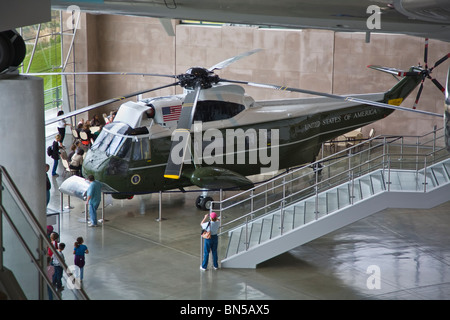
[{"x1": 46, "y1": 136, "x2": 450, "y2": 301}]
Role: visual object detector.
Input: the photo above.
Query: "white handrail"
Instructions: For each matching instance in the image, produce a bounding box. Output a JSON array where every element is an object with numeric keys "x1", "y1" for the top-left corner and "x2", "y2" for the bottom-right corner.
[
  {"x1": 0, "y1": 166, "x2": 90, "y2": 300},
  {"x1": 212, "y1": 126, "x2": 448, "y2": 260}
]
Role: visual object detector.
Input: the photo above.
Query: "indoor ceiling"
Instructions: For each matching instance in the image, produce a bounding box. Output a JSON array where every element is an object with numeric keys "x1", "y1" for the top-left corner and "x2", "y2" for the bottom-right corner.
[{"x1": 50, "y1": 0, "x2": 450, "y2": 42}]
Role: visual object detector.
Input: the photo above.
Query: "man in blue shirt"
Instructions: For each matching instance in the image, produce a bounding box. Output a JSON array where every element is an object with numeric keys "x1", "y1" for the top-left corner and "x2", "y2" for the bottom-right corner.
[{"x1": 86, "y1": 175, "x2": 102, "y2": 227}]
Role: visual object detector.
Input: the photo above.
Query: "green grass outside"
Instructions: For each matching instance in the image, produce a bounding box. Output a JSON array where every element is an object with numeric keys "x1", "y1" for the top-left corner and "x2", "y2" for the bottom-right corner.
[
  {"x1": 23, "y1": 40, "x2": 62, "y2": 110},
  {"x1": 23, "y1": 41, "x2": 62, "y2": 90}
]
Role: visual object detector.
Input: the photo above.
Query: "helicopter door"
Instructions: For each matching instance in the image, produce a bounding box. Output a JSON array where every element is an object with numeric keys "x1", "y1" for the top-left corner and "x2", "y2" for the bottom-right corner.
[{"x1": 128, "y1": 137, "x2": 151, "y2": 187}]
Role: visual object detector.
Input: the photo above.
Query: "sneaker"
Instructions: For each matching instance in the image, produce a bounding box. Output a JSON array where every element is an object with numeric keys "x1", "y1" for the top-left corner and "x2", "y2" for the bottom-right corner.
[
  {"x1": 88, "y1": 223, "x2": 98, "y2": 227},
  {"x1": 213, "y1": 267, "x2": 219, "y2": 270},
  {"x1": 200, "y1": 266, "x2": 206, "y2": 271}
]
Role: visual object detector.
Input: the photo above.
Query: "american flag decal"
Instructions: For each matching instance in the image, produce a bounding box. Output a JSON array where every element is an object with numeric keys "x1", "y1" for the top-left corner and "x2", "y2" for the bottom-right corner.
[{"x1": 162, "y1": 105, "x2": 182, "y2": 122}]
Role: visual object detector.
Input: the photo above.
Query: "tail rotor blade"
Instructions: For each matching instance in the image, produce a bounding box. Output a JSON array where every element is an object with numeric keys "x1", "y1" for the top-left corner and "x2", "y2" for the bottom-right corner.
[
  {"x1": 430, "y1": 77, "x2": 445, "y2": 93},
  {"x1": 413, "y1": 82, "x2": 424, "y2": 109},
  {"x1": 424, "y1": 38, "x2": 429, "y2": 69},
  {"x1": 431, "y1": 53, "x2": 450, "y2": 72}
]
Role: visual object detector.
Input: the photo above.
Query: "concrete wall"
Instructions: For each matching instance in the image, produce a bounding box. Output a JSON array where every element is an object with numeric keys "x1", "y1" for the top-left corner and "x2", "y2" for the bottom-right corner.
[{"x1": 65, "y1": 13, "x2": 450, "y2": 138}]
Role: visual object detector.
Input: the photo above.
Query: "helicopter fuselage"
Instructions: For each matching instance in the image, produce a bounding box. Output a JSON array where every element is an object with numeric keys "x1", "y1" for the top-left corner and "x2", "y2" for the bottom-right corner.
[
  {"x1": 82, "y1": 88, "x2": 398, "y2": 197},
  {"x1": 82, "y1": 72, "x2": 421, "y2": 198}
]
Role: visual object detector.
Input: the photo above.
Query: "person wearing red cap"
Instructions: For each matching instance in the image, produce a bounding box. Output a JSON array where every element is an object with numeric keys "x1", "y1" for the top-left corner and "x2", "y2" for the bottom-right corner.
[{"x1": 200, "y1": 212, "x2": 220, "y2": 270}]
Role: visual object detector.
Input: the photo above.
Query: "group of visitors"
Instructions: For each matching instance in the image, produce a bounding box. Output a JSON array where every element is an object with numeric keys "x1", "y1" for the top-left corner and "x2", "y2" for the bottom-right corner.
[
  {"x1": 46, "y1": 227, "x2": 89, "y2": 300},
  {"x1": 49, "y1": 112, "x2": 105, "y2": 178}
]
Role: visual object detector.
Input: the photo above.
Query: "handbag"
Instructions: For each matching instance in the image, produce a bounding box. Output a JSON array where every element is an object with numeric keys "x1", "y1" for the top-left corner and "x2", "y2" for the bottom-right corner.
[{"x1": 201, "y1": 221, "x2": 211, "y2": 239}]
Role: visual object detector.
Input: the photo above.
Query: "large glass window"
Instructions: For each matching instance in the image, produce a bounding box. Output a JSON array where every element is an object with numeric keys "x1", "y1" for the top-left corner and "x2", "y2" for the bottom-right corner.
[{"x1": 21, "y1": 11, "x2": 62, "y2": 111}]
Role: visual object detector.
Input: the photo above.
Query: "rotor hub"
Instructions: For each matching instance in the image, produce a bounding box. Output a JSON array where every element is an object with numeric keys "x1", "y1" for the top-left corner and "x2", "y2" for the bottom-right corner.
[{"x1": 177, "y1": 67, "x2": 220, "y2": 89}]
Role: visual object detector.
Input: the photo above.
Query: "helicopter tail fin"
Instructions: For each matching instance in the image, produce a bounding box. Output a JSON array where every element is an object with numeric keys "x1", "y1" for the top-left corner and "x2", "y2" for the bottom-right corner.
[{"x1": 367, "y1": 65, "x2": 423, "y2": 106}]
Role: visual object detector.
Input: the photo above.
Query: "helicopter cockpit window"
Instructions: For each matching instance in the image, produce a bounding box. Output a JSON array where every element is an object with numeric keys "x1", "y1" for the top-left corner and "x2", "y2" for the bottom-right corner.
[
  {"x1": 91, "y1": 123, "x2": 151, "y2": 161},
  {"x1": 193, "y1": 100, "x2": 245, "y2": 122},
  {"x1": 91, "y1": 123, "x2": 131, "y2": 156}
]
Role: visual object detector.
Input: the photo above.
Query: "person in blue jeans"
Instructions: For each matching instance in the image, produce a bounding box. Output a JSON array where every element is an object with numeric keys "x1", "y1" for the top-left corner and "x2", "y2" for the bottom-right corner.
[
  {"x1": 73, "y1": 237, "x2": 89, "y2": 282},
  {"x1": 200, "y1": 212, "x2": 220, "y2": 270},
  {"x1": 86, "y1": 174, "x2": 102, "y2": 227},
  {"x1": 51, "y1": 134, "x2": 63, "y2": 176},
  {"x1": 52, "y1": 242, "x2": 65, "y2": 290}
]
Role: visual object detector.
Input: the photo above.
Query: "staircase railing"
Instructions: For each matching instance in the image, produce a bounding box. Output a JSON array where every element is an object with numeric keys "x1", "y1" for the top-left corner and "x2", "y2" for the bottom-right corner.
[
  {"x1": 210, "y1": 127, "x2": 448, "y2": 263},
  {"x1": 0, "y1": 165, "x2": 89, "y2": 300}
]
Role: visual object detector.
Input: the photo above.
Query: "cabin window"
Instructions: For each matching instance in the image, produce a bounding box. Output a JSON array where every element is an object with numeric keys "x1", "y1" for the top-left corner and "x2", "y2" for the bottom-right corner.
[
  {"x1": 193, "y1": 100, "x2": 245, "y2": 122},
  {"x1": 132, "y1": 138, "x2": 151, "y2": 161}
]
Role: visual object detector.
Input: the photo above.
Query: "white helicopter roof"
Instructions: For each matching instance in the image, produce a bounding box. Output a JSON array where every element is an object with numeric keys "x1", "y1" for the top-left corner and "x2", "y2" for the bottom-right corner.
[{"x1": 114, "y1": 101, "x2": 151, "y2": 128}]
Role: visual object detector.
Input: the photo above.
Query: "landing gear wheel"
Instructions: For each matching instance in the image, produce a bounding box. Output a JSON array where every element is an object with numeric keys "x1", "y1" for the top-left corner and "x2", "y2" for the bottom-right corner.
[
  {"x1": 202, "y1": 196, "x2": 213, "y2": 211},
  {"x1": 196, "y1": 196, "x2": 213, "y2": 211},
  {"x1": 195, "y1": 195, "x2": 203, "y2": 209}
]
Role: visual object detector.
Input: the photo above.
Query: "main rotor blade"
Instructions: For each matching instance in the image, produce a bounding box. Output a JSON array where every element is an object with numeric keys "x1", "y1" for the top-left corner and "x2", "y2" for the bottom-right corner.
[
  {"x1": 221, "y1": 78, "x2": 443, "y2": 118},
  {"x1": 424, "y1": 38, "x2": 429, "y2": 69},
  {"x1": 207, "y1": 48, "x2": 262, "y2": 72},
  {"x1": 164, "y1": 82, "x2": 202, "y2": 180},
  {"x1": 45, "y1": 82, "x2": 180, "y2": 126},
  {"x1": 368, "y1": 65, "x2": 423, "y2": 77},
  {"x1": 367, "y1": 65, "x2": 405, "y2": 76},
  {"x1": 23, "y1": 71, "x2": 176, "y2": 78}
]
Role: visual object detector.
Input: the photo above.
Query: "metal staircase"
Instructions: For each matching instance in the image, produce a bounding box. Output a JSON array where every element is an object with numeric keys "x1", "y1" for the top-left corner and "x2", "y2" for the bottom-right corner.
[
  {"x1": 0, "y1": 166, "x2": 89, "y2": 300},
  {"x1": 211, "y1": 128, "x2": 450, "y2": 268}
]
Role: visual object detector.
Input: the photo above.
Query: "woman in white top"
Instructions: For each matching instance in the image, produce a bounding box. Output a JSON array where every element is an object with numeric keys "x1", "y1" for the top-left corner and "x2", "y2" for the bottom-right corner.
[{"x1": 57, "y1": 110, "x2": 70, "y2": 143}]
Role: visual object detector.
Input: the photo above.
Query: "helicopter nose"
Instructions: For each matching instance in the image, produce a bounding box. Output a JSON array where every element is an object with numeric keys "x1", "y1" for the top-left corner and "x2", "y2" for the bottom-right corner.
[{"x1": 82, "y1": 149, "x2": 109, "y2": 178}]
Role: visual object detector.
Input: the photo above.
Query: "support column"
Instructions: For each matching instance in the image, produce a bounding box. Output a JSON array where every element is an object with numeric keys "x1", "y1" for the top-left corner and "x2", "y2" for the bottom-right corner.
[{"x1": 0, "y1": 74, "x2": 46, "y2": 299}]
